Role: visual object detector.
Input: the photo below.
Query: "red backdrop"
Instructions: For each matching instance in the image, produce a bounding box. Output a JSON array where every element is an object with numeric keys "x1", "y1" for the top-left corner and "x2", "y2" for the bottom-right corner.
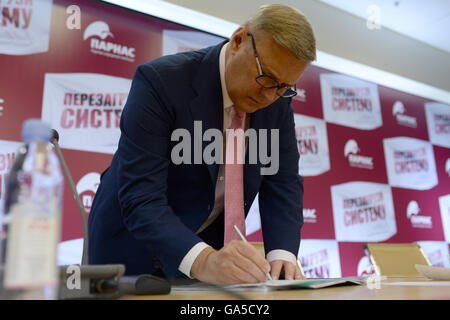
[{"x1": 0, "y1": 0, "x2": 449, "y2": 276}]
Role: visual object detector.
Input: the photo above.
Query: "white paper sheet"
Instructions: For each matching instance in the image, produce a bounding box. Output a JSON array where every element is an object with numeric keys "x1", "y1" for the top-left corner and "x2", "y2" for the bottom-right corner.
[{"x1": 415, "y1": 264, "x2": 450, "y2": 280}]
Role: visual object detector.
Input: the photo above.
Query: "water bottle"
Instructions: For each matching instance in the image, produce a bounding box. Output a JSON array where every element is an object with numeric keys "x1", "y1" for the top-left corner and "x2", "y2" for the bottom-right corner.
[{"x1": 0, "y1": 119, "x2": 64, "y2": 299}]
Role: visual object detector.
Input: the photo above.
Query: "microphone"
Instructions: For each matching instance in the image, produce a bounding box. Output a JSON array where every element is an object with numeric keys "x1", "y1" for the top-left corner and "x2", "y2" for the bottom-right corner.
[
  {"x1": 51, "y1": 129, "x2": 88, "y2": 265},
  {"x1": 50, "y1": 129, "x2": 126, "y2": 299},
  {"x1": 119, "y1": 274, "x2": 171, "y2": 295},
  {"x1": 51, "y1": 129, "x2": 59, "y2": 144}
]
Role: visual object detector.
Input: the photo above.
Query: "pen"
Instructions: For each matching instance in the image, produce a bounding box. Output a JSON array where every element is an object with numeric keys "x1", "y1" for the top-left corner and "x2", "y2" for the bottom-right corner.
[
  {"x1": 233, "y1": 224, "x2": 273, "y2": 281},
  {"x1": 296, "y1": 259, "x2": 306, "y2": 278}
]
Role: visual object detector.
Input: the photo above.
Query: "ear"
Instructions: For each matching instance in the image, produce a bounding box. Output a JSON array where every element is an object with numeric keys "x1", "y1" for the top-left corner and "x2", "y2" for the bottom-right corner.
[{"x1": 229, "y1": 26, "x2": 249, "y2": 55}]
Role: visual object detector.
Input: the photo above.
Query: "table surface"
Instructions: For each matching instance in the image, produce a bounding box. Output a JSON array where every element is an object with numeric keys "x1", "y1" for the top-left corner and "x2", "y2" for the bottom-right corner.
[{"x1": 120, "y1": 276, "x2": 450, "y2": 300}]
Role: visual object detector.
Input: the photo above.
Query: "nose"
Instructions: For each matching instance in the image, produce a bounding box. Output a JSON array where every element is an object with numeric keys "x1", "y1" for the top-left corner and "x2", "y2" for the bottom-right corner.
[{"x1": 260, "y1": 87, "x2": 278, "y2": 102}]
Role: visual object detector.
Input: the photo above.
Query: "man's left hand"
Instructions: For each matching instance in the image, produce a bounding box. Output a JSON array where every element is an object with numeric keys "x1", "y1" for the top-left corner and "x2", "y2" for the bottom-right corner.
[{"x1": 269, "y1": 259, "x2": 305, "y2": 280}]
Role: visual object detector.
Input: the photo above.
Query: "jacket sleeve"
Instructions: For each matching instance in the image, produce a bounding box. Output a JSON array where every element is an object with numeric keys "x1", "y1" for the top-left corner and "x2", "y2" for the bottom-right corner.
[
  {"x1": 258, "y1": 100, "x2": 304, "y2": 257},
  {"x1": 116, "y1": 63, "x2": 203, "y2": 278}
]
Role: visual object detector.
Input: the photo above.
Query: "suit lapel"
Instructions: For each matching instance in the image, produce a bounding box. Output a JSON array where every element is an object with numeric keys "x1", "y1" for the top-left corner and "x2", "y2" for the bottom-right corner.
[{"x1": 189, "y1": 41, "x2": 226, "y2": 187}]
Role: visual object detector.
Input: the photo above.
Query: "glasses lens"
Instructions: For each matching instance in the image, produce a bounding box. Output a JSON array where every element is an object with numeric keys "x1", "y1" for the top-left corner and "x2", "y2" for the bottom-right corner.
[
  {"x1": 279, "y1": 87, "x2": 297, "y2": 98},
  {"x1": 256, "y1": 75, "x2": 278, "y2": 88}
]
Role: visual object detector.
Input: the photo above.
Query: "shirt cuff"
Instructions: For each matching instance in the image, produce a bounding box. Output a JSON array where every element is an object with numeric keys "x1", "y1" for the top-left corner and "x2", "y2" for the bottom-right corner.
[
  {"x1": 266, "y1": 249, "x2": 297, "y2": 266},
  {"x1": 178, "y1": 242, "x2": 211, "y2": 279}
]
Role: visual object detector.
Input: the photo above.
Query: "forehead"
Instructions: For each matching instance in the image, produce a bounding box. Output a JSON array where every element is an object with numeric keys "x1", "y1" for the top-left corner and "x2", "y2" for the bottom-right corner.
[{"x1": 252, "y1": 32, "x2": 307, "y2": 84}]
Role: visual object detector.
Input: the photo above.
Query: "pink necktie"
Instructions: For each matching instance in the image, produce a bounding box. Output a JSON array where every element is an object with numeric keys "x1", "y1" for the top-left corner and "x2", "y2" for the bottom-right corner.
[{"x1": 224, "y1": 106, "x2": 246, "y2": 244}]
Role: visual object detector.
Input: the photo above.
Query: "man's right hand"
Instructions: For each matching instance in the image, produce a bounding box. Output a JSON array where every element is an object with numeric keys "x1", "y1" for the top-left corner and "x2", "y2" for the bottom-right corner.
[{"x1": 190, "y1": 240, "x2": 271, "y2": 285}]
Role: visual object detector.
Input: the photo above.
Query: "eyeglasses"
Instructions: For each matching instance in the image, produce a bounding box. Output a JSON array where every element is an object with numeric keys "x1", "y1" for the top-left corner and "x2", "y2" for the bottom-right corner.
[{"x1": 247, "y1": 33, "x2": 297, "y2": 98}]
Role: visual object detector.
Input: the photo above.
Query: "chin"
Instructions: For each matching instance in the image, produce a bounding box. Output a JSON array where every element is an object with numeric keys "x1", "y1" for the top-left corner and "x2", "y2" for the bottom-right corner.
[
  {"x1": 234, "y1": 97, "x2": 265, "y2": 113},
  {"x1": 240, "y1": 104, "x2": 259, "y2": 114},
  {"x1": 247, "y1": 97, "x2": 267, "y2": 112},
  {"x1": 249, "y1": 103, "x2": 270, "y2": 113}
]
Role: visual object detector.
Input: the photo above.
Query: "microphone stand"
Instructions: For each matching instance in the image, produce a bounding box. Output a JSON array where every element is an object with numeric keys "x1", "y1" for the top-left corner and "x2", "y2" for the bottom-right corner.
[{"x1": 51, "y1": 130, "x2": 125, "y2": 299}]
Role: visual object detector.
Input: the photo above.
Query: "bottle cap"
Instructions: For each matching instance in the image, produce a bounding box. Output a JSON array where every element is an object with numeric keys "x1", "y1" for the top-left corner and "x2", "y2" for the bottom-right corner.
[{"x1": 22, "y1": 119, "x2": 52, "y2": 143}]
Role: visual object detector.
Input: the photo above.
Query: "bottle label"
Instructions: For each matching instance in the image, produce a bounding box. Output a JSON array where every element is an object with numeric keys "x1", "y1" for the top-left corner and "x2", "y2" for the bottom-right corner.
[{"x1": 4, "y1": 194, "x2": 60, "y2": 289}]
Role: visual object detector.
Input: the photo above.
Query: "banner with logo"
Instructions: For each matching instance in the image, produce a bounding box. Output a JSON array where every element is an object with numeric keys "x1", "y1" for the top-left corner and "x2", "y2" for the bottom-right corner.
[
  {"x1": 293, "y1": 114, "x2": 330, "y2": 176},
  {"x1": 0, "y1": 0, "x2": 53, "y2": 55},
  {"x1": 439, "y1": 194, "x2": 450, "y2": 243},
  {"x1": 0, "y1": 140, "x2": 22, "y2": 216},
  {"x1": 320, "y1": 73, "x2": 382, "y2": 130},
  {"x1": 325, "y1": 124, "x2": 388, "y2": 185},
  {"x1": 162, "y1": 30, "x2": 223, "y2": 55},
  {"x1": 298, "y1": 239, "x2": 342, "y2": 278},
  {"x1": 41, "y1": 73, "x2": 132, "y2": 154},
  {"x1": 331, "y1": 181, "x2": 397, "y2": 242},
  {"x1": 425, "y1": 102, "x2": 450, "y2": 148},
  {"x1": 388, "y1": 188, "x2": 445, "y2": 242},
  {"x1": 378, "y1": 86, "x2": 429, "y2": 141},
  {"x1": 383, "y1": 137, "x2": 438, "y2": 190}
]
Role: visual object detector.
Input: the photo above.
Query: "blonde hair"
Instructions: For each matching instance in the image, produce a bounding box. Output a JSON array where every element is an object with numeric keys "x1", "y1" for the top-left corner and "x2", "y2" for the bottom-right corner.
[{"x1": 244, "y1": 4, "x2": 316, "y2": 62}]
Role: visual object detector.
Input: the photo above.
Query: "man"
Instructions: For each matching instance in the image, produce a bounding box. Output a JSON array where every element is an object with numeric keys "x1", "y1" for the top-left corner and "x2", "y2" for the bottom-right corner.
[{"x1": 88, "y1": 4, "x2": 316, "y2": 285}]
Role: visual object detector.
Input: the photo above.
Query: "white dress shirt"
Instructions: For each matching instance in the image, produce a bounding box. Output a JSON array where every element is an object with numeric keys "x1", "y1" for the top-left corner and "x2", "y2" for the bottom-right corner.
[{"x1": 178, "y1": 42, "x2": 297, "y2": 278}]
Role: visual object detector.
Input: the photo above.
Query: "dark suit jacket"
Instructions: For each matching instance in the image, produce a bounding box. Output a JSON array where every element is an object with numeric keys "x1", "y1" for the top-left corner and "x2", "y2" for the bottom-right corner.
[{"x1": 88, "y1": 40, "x2": 304, "y2": 278}]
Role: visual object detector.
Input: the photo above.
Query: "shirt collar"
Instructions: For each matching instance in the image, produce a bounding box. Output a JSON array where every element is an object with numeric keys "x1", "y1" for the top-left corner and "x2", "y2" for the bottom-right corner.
[{"x1": 219, "y1": 42, "x2": 233, "y2": 110}]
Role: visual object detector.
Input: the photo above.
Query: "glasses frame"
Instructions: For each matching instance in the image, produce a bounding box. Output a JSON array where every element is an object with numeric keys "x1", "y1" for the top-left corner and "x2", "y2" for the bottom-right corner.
[{"x1": 247, "y1": 33, "x2": 297, "y2": 98}]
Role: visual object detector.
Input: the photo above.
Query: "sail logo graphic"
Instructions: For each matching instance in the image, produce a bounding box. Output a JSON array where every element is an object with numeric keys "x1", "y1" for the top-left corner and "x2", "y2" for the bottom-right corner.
[
  {"x1": 83, "y1": 21, "x2": 136, "y2": 62},
  {"x1": 407, "y1": 200, "x2": 432, "y2": 229},
  {"x1": 344, "y1": 139, "x2": 374, "y2": 170},
  {"x1": 392, "y1": 101, "x2": 417, "y2": 128}
]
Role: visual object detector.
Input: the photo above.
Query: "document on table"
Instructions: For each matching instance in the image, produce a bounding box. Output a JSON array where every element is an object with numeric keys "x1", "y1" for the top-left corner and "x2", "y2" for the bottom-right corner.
[
  {"x1": 382, "y1": 281, "x2": 450, "y2": 286},
  {"x1": 171, "y1": 277, "x2": 366, "y2": 291},
  {"x1": 415, "y1": 264, "x2": 450, "y2": 280}
]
